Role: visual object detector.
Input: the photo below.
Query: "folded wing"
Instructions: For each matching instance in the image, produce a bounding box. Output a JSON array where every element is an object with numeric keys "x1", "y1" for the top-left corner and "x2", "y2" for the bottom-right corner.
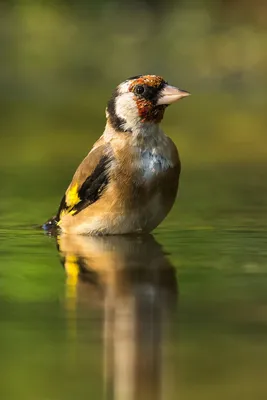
[{"x1": 56, "y1": 145, "x2": 113, "y2": 223}]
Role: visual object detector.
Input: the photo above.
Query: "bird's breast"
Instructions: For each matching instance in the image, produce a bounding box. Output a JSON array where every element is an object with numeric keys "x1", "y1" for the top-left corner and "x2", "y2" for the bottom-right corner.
[{"x1": 140, "y1": 150, "x2": 173, "y2": 181}]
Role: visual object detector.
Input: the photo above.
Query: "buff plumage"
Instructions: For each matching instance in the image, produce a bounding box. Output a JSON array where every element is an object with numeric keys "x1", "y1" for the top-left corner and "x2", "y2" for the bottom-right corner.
[{"x1": 43, "y1": 75, "x2": 190, "y2": 235}]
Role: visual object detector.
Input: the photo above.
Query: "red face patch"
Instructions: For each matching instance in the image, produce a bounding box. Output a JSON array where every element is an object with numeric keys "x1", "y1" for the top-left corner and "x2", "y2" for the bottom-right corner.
[
  {"x1": 135, "y1": 98, "x2": 166, "y2": 123},
  {"x1": 129, "y1": 75, "x2": 166, "y2": 123}
]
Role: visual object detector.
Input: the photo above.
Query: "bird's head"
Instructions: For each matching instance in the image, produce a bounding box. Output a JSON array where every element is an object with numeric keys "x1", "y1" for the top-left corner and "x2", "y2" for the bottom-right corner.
[{"x1": 106, "y1": 75, "x2": 190, "y2": 133}]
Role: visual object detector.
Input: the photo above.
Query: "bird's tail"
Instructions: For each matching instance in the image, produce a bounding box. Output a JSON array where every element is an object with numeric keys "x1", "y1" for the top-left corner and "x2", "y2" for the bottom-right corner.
[{"x1": 42, "y1": 215, "x2": 58, "y2": 234}]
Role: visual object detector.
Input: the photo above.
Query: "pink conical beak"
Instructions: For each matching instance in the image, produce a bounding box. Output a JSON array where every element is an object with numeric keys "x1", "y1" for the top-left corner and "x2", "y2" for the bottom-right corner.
[{"x1": 157, "y1": 85, "x2": 190, "y2": 105}]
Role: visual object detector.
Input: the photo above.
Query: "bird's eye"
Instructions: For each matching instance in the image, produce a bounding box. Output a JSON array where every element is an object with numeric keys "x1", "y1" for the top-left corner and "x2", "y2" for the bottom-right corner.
[{"x1": 135, "y1": 85, "x2": 145, "y2": 95}]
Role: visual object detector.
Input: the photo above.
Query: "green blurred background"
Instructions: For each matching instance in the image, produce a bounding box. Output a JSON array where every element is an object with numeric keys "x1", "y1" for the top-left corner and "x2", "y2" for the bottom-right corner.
[
  {"x1": 1, "y1": 0, "x2": 267, "y2": 226},
  {"x1": 2, "y1": 0, "x2": 267, "y2": 163},
  {"x1": 0, "y1": 0, "x2": 266, "y2": 228}
]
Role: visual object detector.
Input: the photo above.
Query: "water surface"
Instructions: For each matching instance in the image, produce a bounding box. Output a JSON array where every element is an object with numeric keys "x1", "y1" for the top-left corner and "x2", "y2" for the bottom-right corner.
[{"x1": 0, "y1": 165, "x2": 266, "y2": 400}]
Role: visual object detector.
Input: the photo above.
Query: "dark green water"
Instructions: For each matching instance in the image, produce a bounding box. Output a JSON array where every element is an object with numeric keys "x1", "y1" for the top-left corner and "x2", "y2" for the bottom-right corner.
[{"x1": 0, "y1": 164, "x2": 266, "y2": 400}]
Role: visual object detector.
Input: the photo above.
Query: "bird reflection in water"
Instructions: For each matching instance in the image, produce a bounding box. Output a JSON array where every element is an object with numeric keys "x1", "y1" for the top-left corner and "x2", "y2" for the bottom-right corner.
[{"x1": 57, "y1": 234, "x2": 178, "y2": 400}]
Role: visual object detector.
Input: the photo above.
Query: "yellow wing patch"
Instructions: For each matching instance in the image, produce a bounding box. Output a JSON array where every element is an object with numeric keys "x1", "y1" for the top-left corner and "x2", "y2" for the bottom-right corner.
[
  {"x1": 66, "y1": 183, "x2": 80, "y2": 208},
  {"x1": 57, "y1": 183, "x2": 81, "y2": 224}
]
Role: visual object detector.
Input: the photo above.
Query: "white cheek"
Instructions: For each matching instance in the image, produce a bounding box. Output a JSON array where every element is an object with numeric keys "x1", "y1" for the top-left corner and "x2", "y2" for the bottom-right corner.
[
  {"x1": 115, "y1": 94, "x2": 139, "y2": 130},
  {"x1": 141, "y1": 151, "x2": 173, "y2": 180},
  {"x1": 118, "y1": 81, "x2": 131, "y2": 93}
]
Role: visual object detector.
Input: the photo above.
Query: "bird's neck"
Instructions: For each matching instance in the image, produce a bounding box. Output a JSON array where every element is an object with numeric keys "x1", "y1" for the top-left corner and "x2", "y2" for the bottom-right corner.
[{"x1": 104, "y1": 119, "x2": 163, "y2": 142}]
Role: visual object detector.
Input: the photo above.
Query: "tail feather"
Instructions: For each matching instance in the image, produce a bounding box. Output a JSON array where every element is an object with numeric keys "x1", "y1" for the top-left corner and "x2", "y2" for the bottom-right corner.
[{"x1": 42, "y1": 216, "x2": 58, "y2": 234}]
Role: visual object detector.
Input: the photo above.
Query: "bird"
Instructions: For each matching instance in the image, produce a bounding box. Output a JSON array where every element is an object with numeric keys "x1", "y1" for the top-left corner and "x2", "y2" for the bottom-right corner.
[{"x1": 43, "y1": 74, "x2": 190, "y2": 235}]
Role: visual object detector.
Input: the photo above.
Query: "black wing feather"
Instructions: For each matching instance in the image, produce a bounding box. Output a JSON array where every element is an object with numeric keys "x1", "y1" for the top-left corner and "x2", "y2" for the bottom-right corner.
[
  {"x1": 73, "y1": 155, "x2": 111, "y2": 214},
  {"x1": 56, "y1": 154, "x2": 112, "y2": 218}
]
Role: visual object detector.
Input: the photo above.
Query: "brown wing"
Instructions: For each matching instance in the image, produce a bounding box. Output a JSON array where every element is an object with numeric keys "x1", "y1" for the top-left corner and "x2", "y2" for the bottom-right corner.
[{"x1": 56, "y1": 144, "x2": 113, "y2": 221}]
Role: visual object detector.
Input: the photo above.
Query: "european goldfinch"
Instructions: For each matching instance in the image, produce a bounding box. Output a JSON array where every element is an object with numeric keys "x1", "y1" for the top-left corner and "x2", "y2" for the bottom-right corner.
[{"x1": 44, "y1": 75, "x2": 190, "y2": 235}]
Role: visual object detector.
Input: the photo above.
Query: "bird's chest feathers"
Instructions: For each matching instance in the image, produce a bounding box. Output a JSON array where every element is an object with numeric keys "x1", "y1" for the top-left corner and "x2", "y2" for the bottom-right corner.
[{"x1": 140, "y1": 150, "x2": 172, "y2": 180}]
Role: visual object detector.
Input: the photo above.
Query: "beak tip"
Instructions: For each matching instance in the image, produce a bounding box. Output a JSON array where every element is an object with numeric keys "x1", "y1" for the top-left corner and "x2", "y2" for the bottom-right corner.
[
  {"x1": 157, "y1": 85, "x2": 191, "y2": 105},
  {"x1": 181, "y1": 90, "x2": 191, "y2": 97}
]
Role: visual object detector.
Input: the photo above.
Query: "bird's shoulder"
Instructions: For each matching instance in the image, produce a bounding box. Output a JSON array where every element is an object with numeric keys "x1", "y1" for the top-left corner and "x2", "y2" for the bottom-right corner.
[{"x1": 70, "y1": 138, "x2": 111, "y2": 188}]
